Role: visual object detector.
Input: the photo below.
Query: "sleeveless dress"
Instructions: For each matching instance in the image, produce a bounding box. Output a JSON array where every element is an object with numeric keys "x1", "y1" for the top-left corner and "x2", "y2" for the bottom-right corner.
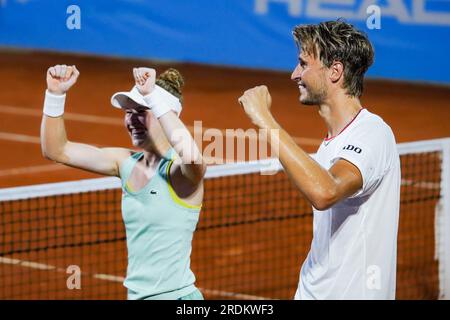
[{"x1": 119, "y1": 149, "x2": 203, "y2": 299}]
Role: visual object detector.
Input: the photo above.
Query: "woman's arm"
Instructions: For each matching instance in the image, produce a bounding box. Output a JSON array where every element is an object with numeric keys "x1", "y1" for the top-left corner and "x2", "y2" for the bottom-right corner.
[
  {"x1": 41, "y1": 65, "x2": 131, "y2": 177},
  {"x1": 157, "y1": 111, "x2": 206, "y2": 185},
  {"x1": 133, "y1": 67, "x2": 206, "y2": 185}
]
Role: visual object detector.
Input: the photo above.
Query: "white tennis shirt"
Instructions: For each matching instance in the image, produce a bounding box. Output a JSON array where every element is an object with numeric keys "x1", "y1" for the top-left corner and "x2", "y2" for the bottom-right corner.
[{"x1": 295, "y1": 108, "x2": 401, "y2": 300}]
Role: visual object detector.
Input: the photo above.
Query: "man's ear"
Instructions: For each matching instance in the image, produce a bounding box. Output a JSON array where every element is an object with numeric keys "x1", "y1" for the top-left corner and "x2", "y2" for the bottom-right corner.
[{"x1": 329, "y1": 60, "x2": 344, "y2": 83}]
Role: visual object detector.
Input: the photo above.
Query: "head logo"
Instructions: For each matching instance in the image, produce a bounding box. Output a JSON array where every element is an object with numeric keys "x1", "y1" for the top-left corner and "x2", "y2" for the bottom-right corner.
[{"x1": 254, "y1": 0, "x2": 450, "y2": 27}]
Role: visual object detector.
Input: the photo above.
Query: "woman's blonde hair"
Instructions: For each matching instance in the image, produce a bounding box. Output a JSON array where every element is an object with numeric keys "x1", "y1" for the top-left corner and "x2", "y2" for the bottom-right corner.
[{"x1": 156, "y1": 68, "x2": 185, "y2": 103}]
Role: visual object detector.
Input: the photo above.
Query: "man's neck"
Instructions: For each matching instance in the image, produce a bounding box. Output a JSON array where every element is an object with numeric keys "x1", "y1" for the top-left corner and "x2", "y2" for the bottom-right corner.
[{"x1": 318, "y1": 92, "x2": 363, "y2": 138}]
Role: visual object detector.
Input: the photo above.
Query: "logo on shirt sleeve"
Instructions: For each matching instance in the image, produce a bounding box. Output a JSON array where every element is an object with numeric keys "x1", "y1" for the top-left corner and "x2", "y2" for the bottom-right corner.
[{"x1": 343, "y1": 145, "x2": 362, "y2": 154}]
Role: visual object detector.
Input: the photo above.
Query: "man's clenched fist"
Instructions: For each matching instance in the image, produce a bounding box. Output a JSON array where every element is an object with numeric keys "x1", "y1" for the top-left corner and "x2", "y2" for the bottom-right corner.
[{"x1": 238, "y1": 85, "x2": 274, "y2": 128}]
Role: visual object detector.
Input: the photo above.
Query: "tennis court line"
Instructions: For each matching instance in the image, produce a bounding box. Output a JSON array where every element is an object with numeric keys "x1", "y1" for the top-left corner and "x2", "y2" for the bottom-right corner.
[
  {"x1": 0, "y1": 131, "x2": 41, "y2": 144},
  {"x1": 199, "y1": 289, "x2": 271, "y2": 300},
  {"x1": 93, "y1": 274, "x2": 125, "y2": 282},
  {"x1": 0, "y1": 164, "x2": 67, "y2": 177},
  {"x1": 0, "y1": 104, "x2": 322, "y2": 147},
  {"x1": 401, "y1": 179, "x2": 440, "y2": 190},
  {"x1": 0, "y1": 104, "x2": 123, "y2": 125},
  {"x1": 0, "y1": 256, "x2": 271, "y2": 300},
  {"x1": 0, "y1": 257, "x2": 59, "y2": 271}
]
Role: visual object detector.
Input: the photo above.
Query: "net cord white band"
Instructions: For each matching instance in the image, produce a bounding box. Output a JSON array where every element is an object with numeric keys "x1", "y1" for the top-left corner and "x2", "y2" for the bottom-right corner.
[
  {"x1": 0, "y1": 138, "x2": 448, "y2": 202},
  {"x1": 440, "y1": 140, "x2": 450, "y2": 299}
]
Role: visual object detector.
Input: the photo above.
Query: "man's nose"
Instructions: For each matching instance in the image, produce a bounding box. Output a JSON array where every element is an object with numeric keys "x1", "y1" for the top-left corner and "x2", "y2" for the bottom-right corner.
[{"x1": 291, "y1": 64, "x2": 302, "y2": 82}]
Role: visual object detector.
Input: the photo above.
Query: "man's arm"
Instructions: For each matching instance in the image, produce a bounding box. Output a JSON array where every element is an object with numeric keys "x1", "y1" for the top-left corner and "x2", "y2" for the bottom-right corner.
[
  {"x1": 268, "y1": 126, "x2": 362, "y2": 210},
  {"x1": 41, "y1": 65, "x2": 130, "y2": 177},
  {"x1": 239, "y1": 85, "x2": 362, "y2": 210}
]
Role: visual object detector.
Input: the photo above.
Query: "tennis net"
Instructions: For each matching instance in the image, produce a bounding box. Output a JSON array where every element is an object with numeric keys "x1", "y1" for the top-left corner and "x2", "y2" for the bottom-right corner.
[{"x1": 0, "y1": 138, "x2": 449, "y2": 299}]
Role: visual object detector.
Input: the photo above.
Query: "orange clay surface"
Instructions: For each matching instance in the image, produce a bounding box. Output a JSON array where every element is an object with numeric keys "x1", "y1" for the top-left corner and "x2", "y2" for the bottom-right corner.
[{"x1": 0, "y1": 51, "x2": 449, "y2": 300}]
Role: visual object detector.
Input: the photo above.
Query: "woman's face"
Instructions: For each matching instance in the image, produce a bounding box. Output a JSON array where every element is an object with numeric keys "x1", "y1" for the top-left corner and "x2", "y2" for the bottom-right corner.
[{"x1": 123, "y1": 107, "x2": 160, "y2": 148}]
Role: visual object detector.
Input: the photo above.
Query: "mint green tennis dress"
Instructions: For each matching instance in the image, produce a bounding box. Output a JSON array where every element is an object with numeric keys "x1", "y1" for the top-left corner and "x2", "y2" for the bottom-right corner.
[{"x1": 119, "y1": 149, "x2": 203, "y2": 300}]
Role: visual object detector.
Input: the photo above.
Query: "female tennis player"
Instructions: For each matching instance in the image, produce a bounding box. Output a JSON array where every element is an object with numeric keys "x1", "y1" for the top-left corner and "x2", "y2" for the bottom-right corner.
[{"x1": 40, "y1": 64, "x2": 206, "y2": 300}]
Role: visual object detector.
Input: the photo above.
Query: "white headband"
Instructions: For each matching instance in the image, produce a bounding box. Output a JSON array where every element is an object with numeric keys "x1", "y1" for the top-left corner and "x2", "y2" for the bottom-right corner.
[
  {"x1": 111, "y1": 85, "x2": 182, "y2": 117},
  {"x1": 143, "y1": 85, "x2": 182, "y2": 117}
]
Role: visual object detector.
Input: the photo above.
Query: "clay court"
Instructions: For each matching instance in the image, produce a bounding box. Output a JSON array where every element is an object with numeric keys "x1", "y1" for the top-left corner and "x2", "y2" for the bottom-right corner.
[{"x1": 0, "y1": 50, "x2": 449, "y2": 299}]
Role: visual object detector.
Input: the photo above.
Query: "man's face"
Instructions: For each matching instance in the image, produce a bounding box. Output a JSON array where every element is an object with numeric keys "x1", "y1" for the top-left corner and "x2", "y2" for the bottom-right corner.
[{"x1": 291, "y1": 51, "x2": 328, "y2": 105}]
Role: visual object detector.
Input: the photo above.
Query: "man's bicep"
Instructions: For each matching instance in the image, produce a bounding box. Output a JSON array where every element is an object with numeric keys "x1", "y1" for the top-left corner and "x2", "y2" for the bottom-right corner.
[
  {"x1": 329, "y1": 159, "x2": 363, "y2": 200},
  {"x1": 62, "y1": 142, "x2": 130, "y2": 176}
]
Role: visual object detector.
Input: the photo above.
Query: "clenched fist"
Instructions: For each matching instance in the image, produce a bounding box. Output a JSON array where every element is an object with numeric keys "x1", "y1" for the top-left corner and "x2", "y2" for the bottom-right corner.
[
  {"x1": 133, "y1": 67, "x2": 156, "y2": 96},
  {"x1": 47, "y1": 65, "x2": 80, "y2": 95},
  {"x1": 238, "y1": 85, "x2": 273, "y2": 128}
]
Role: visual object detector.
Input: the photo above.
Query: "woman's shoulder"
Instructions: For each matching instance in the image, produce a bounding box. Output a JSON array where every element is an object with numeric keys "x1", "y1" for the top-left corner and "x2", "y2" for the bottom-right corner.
[
  {"x1": 112, "y1": 148, "x2": 142, "y2": 178},
  {"x1": 130, "y1": 150, "x2": 144, "y2": 160}
]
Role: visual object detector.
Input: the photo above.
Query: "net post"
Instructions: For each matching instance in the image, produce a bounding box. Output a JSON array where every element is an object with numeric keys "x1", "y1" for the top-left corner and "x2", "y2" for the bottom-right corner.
[{"x1": 441, "y1": 138, "x2": 450, "y2": 299}]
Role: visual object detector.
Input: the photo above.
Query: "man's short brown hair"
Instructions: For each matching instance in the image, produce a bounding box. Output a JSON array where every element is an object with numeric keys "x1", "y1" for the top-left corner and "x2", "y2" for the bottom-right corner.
[{"x1": 293, "y1": 20, "x2": 374, "y2": 97}]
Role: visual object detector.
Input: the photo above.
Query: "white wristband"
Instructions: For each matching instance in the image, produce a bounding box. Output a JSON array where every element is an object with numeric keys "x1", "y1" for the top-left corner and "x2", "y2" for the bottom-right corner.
[
  {"x1": 143, "y1": 85, "x2": 182, "y2": 118},
  {"x1": 43, "y1": 90, "x2": 66, "y2": 117}
]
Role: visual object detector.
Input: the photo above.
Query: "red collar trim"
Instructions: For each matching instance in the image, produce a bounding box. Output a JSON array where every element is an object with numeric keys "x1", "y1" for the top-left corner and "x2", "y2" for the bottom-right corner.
[{"x1": 324, "y1": 108, "x2": 365, "y2": 142}]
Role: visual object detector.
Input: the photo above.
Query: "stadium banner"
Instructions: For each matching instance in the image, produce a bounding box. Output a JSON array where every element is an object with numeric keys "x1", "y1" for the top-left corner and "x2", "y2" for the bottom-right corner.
[{"x1": 0, "y1": 0, "x2": 449, "y2": 84}]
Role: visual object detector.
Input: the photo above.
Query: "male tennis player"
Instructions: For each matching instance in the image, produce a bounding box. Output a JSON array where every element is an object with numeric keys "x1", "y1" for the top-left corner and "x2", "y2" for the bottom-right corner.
[
  {"x1": 40, "y1": 65, "x2": 206, "y2": 300},
  {"x1": 239, "y1": 20, "x2": 401, "y2": 299}
]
